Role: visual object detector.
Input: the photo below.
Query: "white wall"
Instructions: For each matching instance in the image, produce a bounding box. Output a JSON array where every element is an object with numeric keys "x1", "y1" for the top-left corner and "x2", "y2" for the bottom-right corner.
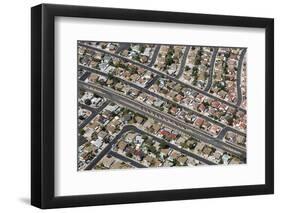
[{"x1": 0, "y1": 0, "x2": 279, "y2": 212}]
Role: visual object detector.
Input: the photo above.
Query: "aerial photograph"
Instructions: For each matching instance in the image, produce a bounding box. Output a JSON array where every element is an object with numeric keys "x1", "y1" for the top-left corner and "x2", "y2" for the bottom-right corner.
[{"x1": 77, "y1": 41, "x2": 247, "y2": 171}]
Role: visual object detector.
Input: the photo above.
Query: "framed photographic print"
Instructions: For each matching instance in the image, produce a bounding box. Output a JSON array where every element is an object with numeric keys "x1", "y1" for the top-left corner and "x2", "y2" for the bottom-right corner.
[{"x1": 31, "y1": 3, "x2": 274, "y2": 209}]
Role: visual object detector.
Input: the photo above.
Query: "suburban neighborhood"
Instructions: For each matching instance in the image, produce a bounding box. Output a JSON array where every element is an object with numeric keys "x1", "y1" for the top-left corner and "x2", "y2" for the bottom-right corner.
[{"x1": 77, "y1": 41, "x2": 247, "y2": 171}]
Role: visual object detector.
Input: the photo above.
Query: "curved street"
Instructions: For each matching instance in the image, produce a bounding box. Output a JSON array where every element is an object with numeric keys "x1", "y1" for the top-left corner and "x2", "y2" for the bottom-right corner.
[
  {"x1": 236, "y1": 48, "x2": 247, "y2": 106},
  {"x1": 204, "y1": 48, "x2": 218, "y2": 91},
  {"x1": 79, "y1": 64, "x2": 246, "y2": 137},
  {"x1": 78, "y1": 42, "x2": 248, "y2": 171},
  {"x1": 79, "y1": 42, "x2": 246, "y2": 113},
  {"x1": 79, "y1": 82, "x2": 246, "y2": 159}
]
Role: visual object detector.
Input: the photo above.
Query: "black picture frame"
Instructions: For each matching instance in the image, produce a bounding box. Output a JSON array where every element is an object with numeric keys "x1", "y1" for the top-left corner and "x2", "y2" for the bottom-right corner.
[{"x1": 31, "y1": 3, "x2": 274, "y2": 209}]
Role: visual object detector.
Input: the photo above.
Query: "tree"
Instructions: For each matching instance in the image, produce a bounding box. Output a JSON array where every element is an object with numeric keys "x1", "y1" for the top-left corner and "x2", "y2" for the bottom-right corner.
[
  {"x1": 133, "y1": 55, "x2": 140, "y2": 62},
  {"x1": 198, "y1": 48, "x2": 203, "y2": 56},
  {"x1": 172, "y1": 159, "x2": 179, "y2": 166},
  {"x1": 224, "y1": 52, "x2": 230, "y2": 58},
  {"x1": 191, "y1": 67, "x2": 198, "y2": 76},
  {"x1": 203, "y1": 100, "x2": 210, "y2": 107},
  {"x1": 167, "y1": 48, "x2": 174, "y2": 56},
  {"x1": 109, "y1": 60, "x2": 114, "y2": 66},
  {"x1": 79, "y1": 129, "x2": 85, "y2": 135},
  {"x1": 107, "y1": 73, "x2": 114, "y2": 80},
  {"x1": 185, "y1": 66, "x2": 191, "y2": 71},
  {"x1": 142, "y1": 135, "x2": 148, "y2": 140},
  {"x1": 159, "y1": 142, "x2": 169, "y2": 149},
  {"x1": 225, "y1": 116, "x2": 234, "y2": 126},
  {"x1": 165, "y1": 55, "x2": 174, "y2": 66},
  {"x1": 223, "y1": 66, "x2": 228, "y2": 74},
  {"x1": 217, "y1": 81, "x2": 226, "y2": 90},
  {"x1": 180, "y1": 142, "x2": 188, "y2": 149},
  {"x1": 195, "y1": 55, "x2": 201, "y2": 65},
  {"x1": 192, "y1": 79, "x2": 198, "y2": 85},
  {"x1": 126, "y1": 152, "x2": 133, "y2": 158},
  {"x1": 84, "y1": 99, "x2": 91, "y2": 105},
  {"x1": 79, "y1": 115, "x2": 85, "y2": 120},
  {"x1": 140, "y1": 45, "x2": 145, "y2": 53},
  {"x1": 188, "y1": 142, "x2": 197, "y2": 150},
  {"x1": 147, "y1": 145, "x2": 157, "y2": 154}
]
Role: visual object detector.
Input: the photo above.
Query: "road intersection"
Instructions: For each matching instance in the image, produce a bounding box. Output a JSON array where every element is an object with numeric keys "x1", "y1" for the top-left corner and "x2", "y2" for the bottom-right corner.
[{"x1": 78, "y1": 42, "x2": 247, "y2": 170}]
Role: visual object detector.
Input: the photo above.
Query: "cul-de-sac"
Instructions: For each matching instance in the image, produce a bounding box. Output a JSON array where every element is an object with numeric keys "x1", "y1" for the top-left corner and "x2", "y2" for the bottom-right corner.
[{"x1": 77, "y1": 41, "x2": 247, "y2": 171}]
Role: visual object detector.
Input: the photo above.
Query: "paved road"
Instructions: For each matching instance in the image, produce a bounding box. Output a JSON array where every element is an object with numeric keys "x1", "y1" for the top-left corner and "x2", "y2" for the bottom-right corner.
[
  {"x1": 116, "y1": 43, "x2": 160, "y2": 67},
  {"x1": 204, "y1": 48, "x2": 218, "y2": 91},
  {"x1": 217, "y1": 126, "x2": 246, "y2": 140},
  {"x1": 145, "y1": 75, "x2": 160, "y2": 89},
  {"x1": 128, "y1": 125, "x2": 216, "y2": 165},
  {"x1": 109, "y1": 151, "x2": 147, "y2": 168},
  {"x1": 217, "y1": 127, "x2": 229, "y2": 140},
  {"x1": 236, "y1": 49, "x2": 247, "y2": 106},
  {"x1": 78, "y1": 135, "x2": 88, "y2": 147},
  {"x1": 79, "y1": 82, "x2": 246, "y2": 160},
  {"x1": 79, "y1": 71, "x2": 91, "y2": 81},
  {"x1": 85, "y1": 122, "x2": 215, "y2": 170},
  {"x1": 85, "y1": 125, "x2": 136, "y2": 170},
  {"x1": 79, "y1": 64, "x2": 246, "y2": 137},
  {"x1": 78, "y1": 101, "x2": 109, "y2": 147},
  {"x1": 79, "y1": 43, "x2": 246, "y2": 113},
  {"x1": 115, "y1": 43, "x2": 130, "y2": 54},
  {"x1": 216, "y1": 127, "x2": 246, "y2": 152},
  {"x1": 175, "y1": 46, "x2": 190, "y2": 79},
  {"x1": 148, "y1": 45, "x2": 160, "y2": 67},
  {"x1": 78, "y1": 102, "x2": 97, "y2": 113},
  {"x1": 78, "y1": 101, "x2": 109, "y2": 129},
  {"x1": 145, "y1": 45, "x2": 161, "y2": 88}
]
